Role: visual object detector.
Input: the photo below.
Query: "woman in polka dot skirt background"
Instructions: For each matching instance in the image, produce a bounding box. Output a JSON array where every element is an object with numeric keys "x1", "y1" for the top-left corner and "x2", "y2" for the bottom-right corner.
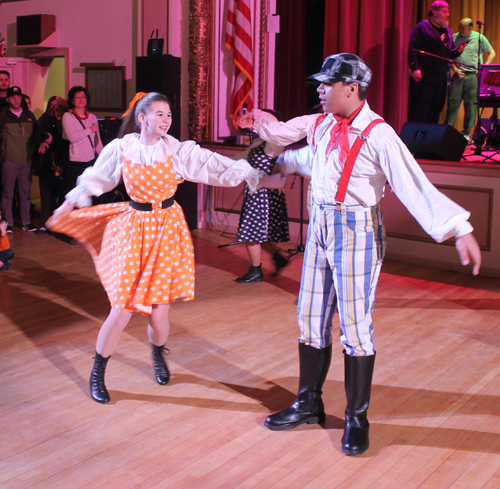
[
  {"x1": 234, "y1": 112, "x2": 290, "y2": 283},
  {"x1": 48, "y1": 92, "x2": 264, "y2": 404}
]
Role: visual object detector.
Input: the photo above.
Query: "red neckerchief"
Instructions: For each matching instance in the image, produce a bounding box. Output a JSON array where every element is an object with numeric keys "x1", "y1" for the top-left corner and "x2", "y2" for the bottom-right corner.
[
  {"x1": 311, "y1": 102, "x2": 366, "y2": 167},
  {"x1": 326, "y1": 102, "x2": 365, "y2": 168},
  {"x1": 70, "y1": 108, "x2": 90, "y2": 121}
]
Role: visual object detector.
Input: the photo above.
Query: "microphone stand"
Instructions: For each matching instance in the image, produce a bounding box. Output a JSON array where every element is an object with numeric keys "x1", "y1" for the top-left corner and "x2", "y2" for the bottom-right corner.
[
  {"x1": 287, "y1": 174, "x2": 306, "y2": 258},
  {"x1": 218, "y1": 186, "x2": 245, "y2": 249},
  {"x1": 473, "y1": 22, "x2": 484, "y2": 155}
]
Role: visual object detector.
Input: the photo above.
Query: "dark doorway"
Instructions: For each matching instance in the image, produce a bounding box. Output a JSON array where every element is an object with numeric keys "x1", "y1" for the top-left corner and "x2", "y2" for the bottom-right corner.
[
  {"x1": 305, "y1": 0, "x2": 326, "y2": 113},
  {"x1": 274, "y1": 0, "x2": 325, "y2": 119}
]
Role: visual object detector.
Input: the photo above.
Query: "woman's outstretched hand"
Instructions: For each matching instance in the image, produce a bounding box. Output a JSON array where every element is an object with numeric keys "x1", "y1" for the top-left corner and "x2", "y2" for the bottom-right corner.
[
  {"x1": 236, "y1": 111, "x2": 255, "y2": 130},
  {"x1": 258, "y1": 173, "x2": 286, "y2": 190},
  {"x1": 53, "y1": 200, "x2": 77, "y2": 217}
]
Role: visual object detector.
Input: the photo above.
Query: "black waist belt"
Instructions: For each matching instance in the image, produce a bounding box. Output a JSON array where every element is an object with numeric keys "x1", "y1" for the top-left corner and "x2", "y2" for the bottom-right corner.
[{"x1": 129, "y1": 197, "x2": 175, "y2": 211}]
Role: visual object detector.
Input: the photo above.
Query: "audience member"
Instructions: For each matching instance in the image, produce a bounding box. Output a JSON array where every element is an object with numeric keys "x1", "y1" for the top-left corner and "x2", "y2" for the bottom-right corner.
[
  {"x1": 62, "y1": 86, "x2": 103, "y2": 197},
  {"x1": 22, "y1": 94, "x2": 31, "y2": 112},
  {"x1": 35, "y1": 96, "x2": 69, "y2": 234},
  {"x1": 0, "y1": 86, "x2": 38, "y2": 232},
  {"x1": 0, "y1": 70, "x2": 10, "y2": 111}
]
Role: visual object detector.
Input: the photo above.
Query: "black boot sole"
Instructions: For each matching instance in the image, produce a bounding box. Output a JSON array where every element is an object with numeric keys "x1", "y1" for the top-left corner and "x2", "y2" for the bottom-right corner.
[
  {"x1": 264, "y1": 413, "x2": 325, "y2": 431},
  {"x1": 90, "y1": 383, "x2": 110, "y2": 403},
  {"x1": 235, "y1": 276, "x2": 264, "y2": 283},
  {"x1": 91, "y1": 395, "x2": 110, "y2": 404},
  {"x1": 342, "y1": 442, "x2": 369, "y2": 456}
]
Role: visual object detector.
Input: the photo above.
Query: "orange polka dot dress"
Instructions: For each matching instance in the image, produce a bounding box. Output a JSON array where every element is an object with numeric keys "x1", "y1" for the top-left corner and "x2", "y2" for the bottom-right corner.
[{"x1": 48, "y1": 134, "x2": 195, "y2": 314}]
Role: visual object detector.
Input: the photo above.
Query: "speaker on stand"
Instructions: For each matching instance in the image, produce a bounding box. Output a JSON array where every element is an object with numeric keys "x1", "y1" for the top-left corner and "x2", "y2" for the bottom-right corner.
[
  {"x1": 136, "y1": 55, "x2": 198, "y2": 230},
  {"x1": 98, "y1": 117, "x2": 122, "y2": 146},
  {"x1": 97, "y1": 117, "x2": 129, "y2": 203},
  {"x1": 136, "y1": 55, "x2": 181, "y2": 139},
  {"x1": 147, "y1": 30, "x2": 164, "y2": 57}
]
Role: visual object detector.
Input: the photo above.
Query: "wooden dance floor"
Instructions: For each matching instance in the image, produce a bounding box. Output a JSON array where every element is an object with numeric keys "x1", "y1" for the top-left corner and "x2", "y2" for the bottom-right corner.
[{"x1": 1, "y1": 228, "x2": 500, "y2": 488}]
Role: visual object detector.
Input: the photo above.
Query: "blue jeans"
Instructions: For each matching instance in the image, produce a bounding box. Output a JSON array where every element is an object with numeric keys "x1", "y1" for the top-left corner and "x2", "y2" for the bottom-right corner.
[
  {"x1": 1, "y1": 159, "x2": 32, "y2": 226},
  {"x1": 0, "y1": 248, "x2": 14, "y2": 263}
]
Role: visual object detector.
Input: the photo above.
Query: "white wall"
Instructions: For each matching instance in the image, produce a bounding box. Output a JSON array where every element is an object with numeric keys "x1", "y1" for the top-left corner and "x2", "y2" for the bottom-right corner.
[
  {"x1": 0, "y1": 1, "x2": 274, "y2": 141},
  {"x1": 165, "y1": 0, "x2": 189, "y2": 141},
  {"x1": 0, "y1": 0, "x2": 135, "y2": 117}
]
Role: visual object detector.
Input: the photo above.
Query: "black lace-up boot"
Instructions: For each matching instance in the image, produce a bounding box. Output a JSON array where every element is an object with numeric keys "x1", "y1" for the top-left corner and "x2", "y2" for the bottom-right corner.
[
  {"x1": 264, "y1": 343, "x2": 332, "y2": 430},
  {"x1": 341, "y1": 352, "x2": 376, "y2": 456},
  {"x1": 152, "y1": 344, "x2": 170, "y2": 385},
  {"x1": 236, "y1": 265, "x2": 264, "y2": 283},
  {"x1": 89, "y1": 352, "x2": 111, "y2": 403}
]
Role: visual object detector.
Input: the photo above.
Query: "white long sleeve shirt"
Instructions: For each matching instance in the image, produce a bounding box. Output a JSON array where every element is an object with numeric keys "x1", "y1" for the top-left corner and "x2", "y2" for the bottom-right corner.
[
  {"x1": 252, "y1": 104, "x2": 473, "y2": 243},
  {"x1": 62, "y1": 111, "x2": 104, "y2": 162},
  {"x1": 66, "y1": 133, "x2": 263, "y2": 208}
]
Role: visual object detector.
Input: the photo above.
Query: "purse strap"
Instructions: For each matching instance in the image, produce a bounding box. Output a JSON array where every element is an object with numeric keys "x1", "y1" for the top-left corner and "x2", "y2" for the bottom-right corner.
[{"x1": 70, "y1": 111, "x2": 97, "y2": 153}]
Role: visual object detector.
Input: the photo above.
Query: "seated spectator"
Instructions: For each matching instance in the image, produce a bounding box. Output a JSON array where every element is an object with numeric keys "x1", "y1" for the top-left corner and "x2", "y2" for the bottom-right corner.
[{"x1": 0, "y1": 206, "x2": 14, "y2": 270}]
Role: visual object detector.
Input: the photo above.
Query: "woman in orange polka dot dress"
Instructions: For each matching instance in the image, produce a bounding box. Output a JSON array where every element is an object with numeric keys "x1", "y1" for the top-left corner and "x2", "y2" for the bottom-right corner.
[{"x1": 49, "y1": 92, "x2": 263, "y2": 403}]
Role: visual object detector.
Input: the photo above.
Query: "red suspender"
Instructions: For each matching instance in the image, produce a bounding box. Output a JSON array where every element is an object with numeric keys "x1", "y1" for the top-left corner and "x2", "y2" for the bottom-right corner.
[
  {"x1": 312, "y1": 114, "x2": 328, "y2": 146},
  {"x1": 334, "y1": 118, "x2": 385, "y2": 205}
]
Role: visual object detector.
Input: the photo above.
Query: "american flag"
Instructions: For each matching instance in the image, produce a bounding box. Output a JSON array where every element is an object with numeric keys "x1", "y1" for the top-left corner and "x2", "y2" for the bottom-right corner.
[{"x1": 225, "y1": 0, "x2": 254, "y2": 128}]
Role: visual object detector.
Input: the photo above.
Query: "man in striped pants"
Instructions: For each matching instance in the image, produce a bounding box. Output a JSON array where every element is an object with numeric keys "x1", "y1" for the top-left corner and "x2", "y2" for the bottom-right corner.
[{"x1": 238, "y1": 53, "x2": 481, "y2": 456}]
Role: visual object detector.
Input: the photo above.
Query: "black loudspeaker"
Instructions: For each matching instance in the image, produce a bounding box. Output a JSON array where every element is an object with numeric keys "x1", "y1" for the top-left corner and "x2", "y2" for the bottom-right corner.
[
  {"x1": 98, "y1": 117, "x2": 122, "y2": 146},
  {"x1": 17, "y1": 14, "x2": 56, "y2": 46},
  {"x1": 147, "y1": 38, "x2": 164, "y2": 57},
  {"x1": 136, "y1": 55, "x2": 180, "y2": 139},
  {"x1": 136, "y1": 55, "x2": 198, "y2": 230},
  {"x1": 399, "y1": 123, "x2": 467, "y2": 162},
  {"x1": 97, "y1": 117, "x2": 130, "y2": 204}
]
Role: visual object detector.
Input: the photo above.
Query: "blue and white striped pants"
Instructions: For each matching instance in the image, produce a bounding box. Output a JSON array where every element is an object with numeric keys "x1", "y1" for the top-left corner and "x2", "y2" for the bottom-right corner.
[{"x1": 297, "y1": 201, "x2": 386, "y2": 356}]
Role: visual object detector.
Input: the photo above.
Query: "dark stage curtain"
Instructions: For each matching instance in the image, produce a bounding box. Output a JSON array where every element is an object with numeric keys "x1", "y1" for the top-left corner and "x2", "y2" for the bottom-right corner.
[
  {"x1": 322, "y1": 0, "x2": 499, "y2": 131},
  {"x1": 323, "y1": 0, "x2": 414, "y2": 133},
  {"x1": 273, "y1": 0, "x2": 499, "y2": 131},
  {"x1": 274, "y1": 0, "x2": 307, "y2": 121}
]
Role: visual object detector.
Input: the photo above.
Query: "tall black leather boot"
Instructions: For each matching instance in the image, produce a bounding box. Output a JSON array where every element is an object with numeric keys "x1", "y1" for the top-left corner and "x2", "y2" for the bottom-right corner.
[
  {"x1": 236, "y1": 265, "x2": 264, "y2": 283},
  {"x1": 89, "y1": 352, "x2": 111, "y2": 404},
  {"x1": 264, "y1": 343, "x2": 332, "y2": 430},
  {"x1": 341, "y1": 352, "x2": 376, "y2": 456},
  {"x1": 152, "y1": 344, "x2": 170, "y2": 385}
]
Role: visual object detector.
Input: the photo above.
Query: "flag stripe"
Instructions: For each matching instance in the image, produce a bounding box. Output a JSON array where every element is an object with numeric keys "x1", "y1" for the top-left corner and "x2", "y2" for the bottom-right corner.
[{"x1": 226, "y1": 0, "x2": 254, "y2": 128}]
